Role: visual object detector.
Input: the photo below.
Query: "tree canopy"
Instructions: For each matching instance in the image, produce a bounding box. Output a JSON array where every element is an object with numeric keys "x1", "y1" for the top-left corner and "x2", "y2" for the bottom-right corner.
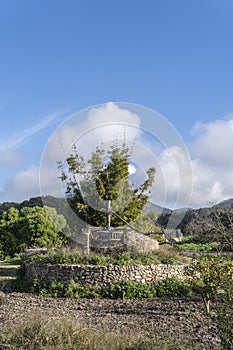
[
  {"x1": 58, "y1": 143, "x2": 156, "y2": 227},
  {"x1": 0, "y1": 206, "x2": 67, "y2": 258}
]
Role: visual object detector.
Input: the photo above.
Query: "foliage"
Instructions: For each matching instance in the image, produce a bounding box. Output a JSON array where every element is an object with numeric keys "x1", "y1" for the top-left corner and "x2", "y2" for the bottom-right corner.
[
  {"x1": 58, "y1": 142, "x2": 156, "y2": 227},
  {"x1": 0, "y1": 253, "x2": 23, "y2": 264},
  {"x1": 25, "y1": 247, "x2": 187, "y2": 266},
  {"x1": 158, "y1": 205, "x2": 233, "y2": 252},
  {"x1": 130, "y1": 211, "x2": 162, "y2": 234},
  {"x1": 101, "y1": 279, "x2": 157, "y2": 299},
  {"x1": 156, "y1": 246, "x2": 190, "y2": 265},
  {"x1": 13, "y1": 276, "x2": 192, "y2": 300},
  {"x1": 174, "y1": 236, "x2": 219, "y2": 252},
  {"x1": 185, "y1": 256, "x2": 233, "y2": 314},
  {"x1": 155, "y1": 278, "x2": 192, "y2": 298},
  {"x1": 182, "y1": 207, "x2": 233, "y2": 251},
  {"x1": 149, "y1": 232, "x2": 167, "y2": 243},
  {"x1": 157, "y1": 209, "x2": 194, "y2": 233},
  {"x1": 217, "y1": 275, "x2": 233, "y2": 349},
  {"x1": 0, "y1": 207, "x2": 20, "y2": 257},
  {"x1": 102, "y1": 278, "x2": 192, "y2": 299},
  {"x1": 0, "y1": 206, "x2": 68, "y2": 258}
]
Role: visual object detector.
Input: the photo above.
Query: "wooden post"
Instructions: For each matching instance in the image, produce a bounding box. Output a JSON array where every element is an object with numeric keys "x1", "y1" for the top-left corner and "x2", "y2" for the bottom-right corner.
[{"x1": 106, "y1": 200, "x2": 111, "y2": 229}]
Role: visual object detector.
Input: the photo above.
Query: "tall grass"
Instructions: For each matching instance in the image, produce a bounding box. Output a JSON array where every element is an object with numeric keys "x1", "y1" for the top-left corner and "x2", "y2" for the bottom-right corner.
[{"x1": 0, "y1": 314, "x2": 201, "y2": 350}]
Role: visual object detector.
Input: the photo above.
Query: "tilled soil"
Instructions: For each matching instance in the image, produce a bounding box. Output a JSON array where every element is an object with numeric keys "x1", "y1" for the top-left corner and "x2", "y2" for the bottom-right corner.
[{"x1": 0, "y1": 292, "x2": 221, "y2": 349}]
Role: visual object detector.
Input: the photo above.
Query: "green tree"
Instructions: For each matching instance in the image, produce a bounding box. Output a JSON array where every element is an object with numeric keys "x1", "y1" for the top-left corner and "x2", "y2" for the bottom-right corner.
[
  {"x1": 58, "y1": 143, "x2": 156, "y2": 227},
  {"x1": 185, "y1": 256, "x2": 233, "y2": 314},
  {"x1": 0, "y1": 207, "x2": 20, "y2": 257},
  {"x1": 19, "y1": 206, "x2": 67, "y2": 248},
  {"x1": 0, "y1": 206, "x2": 67, "y2": 257}
]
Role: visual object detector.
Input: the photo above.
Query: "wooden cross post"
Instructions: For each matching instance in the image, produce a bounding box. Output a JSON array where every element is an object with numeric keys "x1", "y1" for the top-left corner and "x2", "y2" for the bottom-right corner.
[{"x1": 106, "y1": 200, "x2": 111, "y2": 229}]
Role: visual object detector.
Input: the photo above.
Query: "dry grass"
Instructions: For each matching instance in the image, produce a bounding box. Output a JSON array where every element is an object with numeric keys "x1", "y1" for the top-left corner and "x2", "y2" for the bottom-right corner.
[{"x1": 0, "y1": 312, "x2": 199, "y2": 350}]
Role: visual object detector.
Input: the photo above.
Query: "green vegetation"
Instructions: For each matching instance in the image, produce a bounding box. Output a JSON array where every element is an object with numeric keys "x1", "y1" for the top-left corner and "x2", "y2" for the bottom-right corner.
[
  {"x1": 13, "y1": 277, "x2": 192, "y2": 300},
  {"x1": 185, "y1": 256, "x2": 233, "y2": 314},
  {"x1": 0, "y1": 253, "x2": 22, "y2": 265},
  {"x1": 58, "y1": 142, "x2": 156, "y2": 227},
  {"x1": 185, "y1": 207, "x2": 233, "y2": 251},
  {"x1": 159, "y1": 205, "x2": 233, "y2": 252},
  {"x1": 184, "y1": 255, "x2": 233, "y2": 348},
  {"x1": 174, "y1": 236, "x2": 219, "y2": 252},
  {"x1": 0, "y1": 206, "x2": 68, "y2": 258},
  {"x1": 25, "y1": 247, "x2": 188, "y2": 266},
  {"x1": 217, "y1": 273, "x2": 233, "y2": 349},
  {"x1": 102, "y1": 278, "x2": 192, "y2": 299}
]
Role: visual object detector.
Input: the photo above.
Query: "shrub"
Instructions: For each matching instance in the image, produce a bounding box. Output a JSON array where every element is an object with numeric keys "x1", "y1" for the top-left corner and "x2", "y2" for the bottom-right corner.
[
  {"x1": 185, "y1": 256, "x2": 233, "y2": 314},
  {"x1": 101, "y1": 280, "x2": 157, "y2": 299},
  {"x1": 155, "y1": 278, "x2": 192, "y2": 298},
  {"x1": 174, "y1": 237, "x2": 219, "y2": 252},
  {"x1": 14, "y1": 277, "x2": 192, "y2": 300},
  {"x1": 27, "y1": 249, "x2": 83, "y2": 265}
]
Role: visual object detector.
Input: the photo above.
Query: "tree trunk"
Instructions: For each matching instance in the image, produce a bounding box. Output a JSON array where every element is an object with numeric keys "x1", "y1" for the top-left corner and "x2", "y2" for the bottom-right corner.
[{"x1": 203, "y1": 295, "x2": 210, "y2": 314}]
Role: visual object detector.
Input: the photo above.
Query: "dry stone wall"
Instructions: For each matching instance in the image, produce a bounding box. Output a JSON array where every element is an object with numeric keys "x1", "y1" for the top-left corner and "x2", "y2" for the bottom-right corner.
[{"x1": 25, "y1": 263, "x2": 187, "y2": 287}]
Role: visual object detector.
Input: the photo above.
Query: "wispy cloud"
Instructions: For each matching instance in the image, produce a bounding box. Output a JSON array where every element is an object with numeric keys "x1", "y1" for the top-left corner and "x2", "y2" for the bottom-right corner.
[{"x1": 6, "y1": 110, "x2": 67, "y2": 149}]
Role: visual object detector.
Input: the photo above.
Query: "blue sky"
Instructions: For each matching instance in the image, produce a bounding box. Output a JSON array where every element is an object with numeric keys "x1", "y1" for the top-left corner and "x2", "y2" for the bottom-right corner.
[{"x1": 1, "y1": 0, "x2": 233, "y2": 208}]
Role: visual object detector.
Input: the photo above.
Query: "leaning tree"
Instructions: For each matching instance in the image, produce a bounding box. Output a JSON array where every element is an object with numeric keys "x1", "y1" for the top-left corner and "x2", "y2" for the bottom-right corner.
[{"x1": 58, "y1": 142, "x2": 156, "y2": 228}]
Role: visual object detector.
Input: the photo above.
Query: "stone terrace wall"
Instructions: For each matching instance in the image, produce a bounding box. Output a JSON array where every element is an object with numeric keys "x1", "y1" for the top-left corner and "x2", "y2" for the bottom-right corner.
[{"x1": 25, "y1": 263, "x2": 187, "y2": 287}]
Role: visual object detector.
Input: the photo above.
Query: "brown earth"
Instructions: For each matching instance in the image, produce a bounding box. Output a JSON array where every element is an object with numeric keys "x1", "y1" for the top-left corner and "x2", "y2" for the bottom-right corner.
[{"x1": 0, "y1": 291, "x2": 221, "y2": 349}]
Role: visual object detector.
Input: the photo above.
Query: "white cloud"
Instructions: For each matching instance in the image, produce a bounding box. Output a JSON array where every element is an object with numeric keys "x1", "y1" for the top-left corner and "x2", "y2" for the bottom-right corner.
[
  {"x1": 188, "y1": 117, "x2": 233, "y2": 207},
  {"x1": 146, "y1": 116, "x2": 233, "y2": 209},
  {"x1": 151, "y1": 146, "x2": 192, "y2": 209},
  {"x1": 0, "y1": 147, "x2": 22, "y2": 166},
  {"x1": 0, "y1": 166, "x2": 40, "y2": 202},
  {"x1": 42, "y1": 102, "x2": 141, "y2": 164},
  {"x1": 191, "y1": 118, "x2": 233, "y2": 168}
]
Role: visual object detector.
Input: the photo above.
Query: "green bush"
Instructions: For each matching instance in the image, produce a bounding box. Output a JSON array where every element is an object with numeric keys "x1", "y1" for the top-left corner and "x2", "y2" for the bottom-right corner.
[
  {"x1": 64, "y1": 280, "x2": 101, "y2": 299},
  {"x1": 0, "y1": 253, "x2": 23, "y2": 264},
  {"x1": 87, "y1": 254, "x2": 115, "y2": 265},
  {"x1": 174, "y1": 237, "x2": 219, "y2": 252},
  {"x1": 13, "y1": 277, "x2": 192, "y2": 300},
  {"x1": 101, "y1": 280, "x2": 157, "y2": 299},
  {"x1": 155, "y1": 278, "x2": 192, "y2": 298},
  {"x1": 160, "y1": 257, "x2": 176, "y2": 265},
  {"x1": 27, "y1": 249, "x2": 83, "y2": 265},
  {"x1": 156, "y1": 246, "x2": 189, "y2": 265}
]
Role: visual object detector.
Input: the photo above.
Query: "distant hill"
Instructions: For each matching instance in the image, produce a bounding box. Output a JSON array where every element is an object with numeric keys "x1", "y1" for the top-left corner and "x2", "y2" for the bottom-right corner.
[
  {"x1": 0, "y1": 196, "x2": 172, "y2": 216},
  {"x1": 1, "y1": 196, "x2": 233, "y2": 237},
  {"x1": 212, "y1": 198, "x2": 233, "y2": 208},
  {"x1": 145, "y1": 201, "x2": 172, "y2": 214},
  {"x1": 0, "y1": 196, "x2": 66, "y2": 216}
]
